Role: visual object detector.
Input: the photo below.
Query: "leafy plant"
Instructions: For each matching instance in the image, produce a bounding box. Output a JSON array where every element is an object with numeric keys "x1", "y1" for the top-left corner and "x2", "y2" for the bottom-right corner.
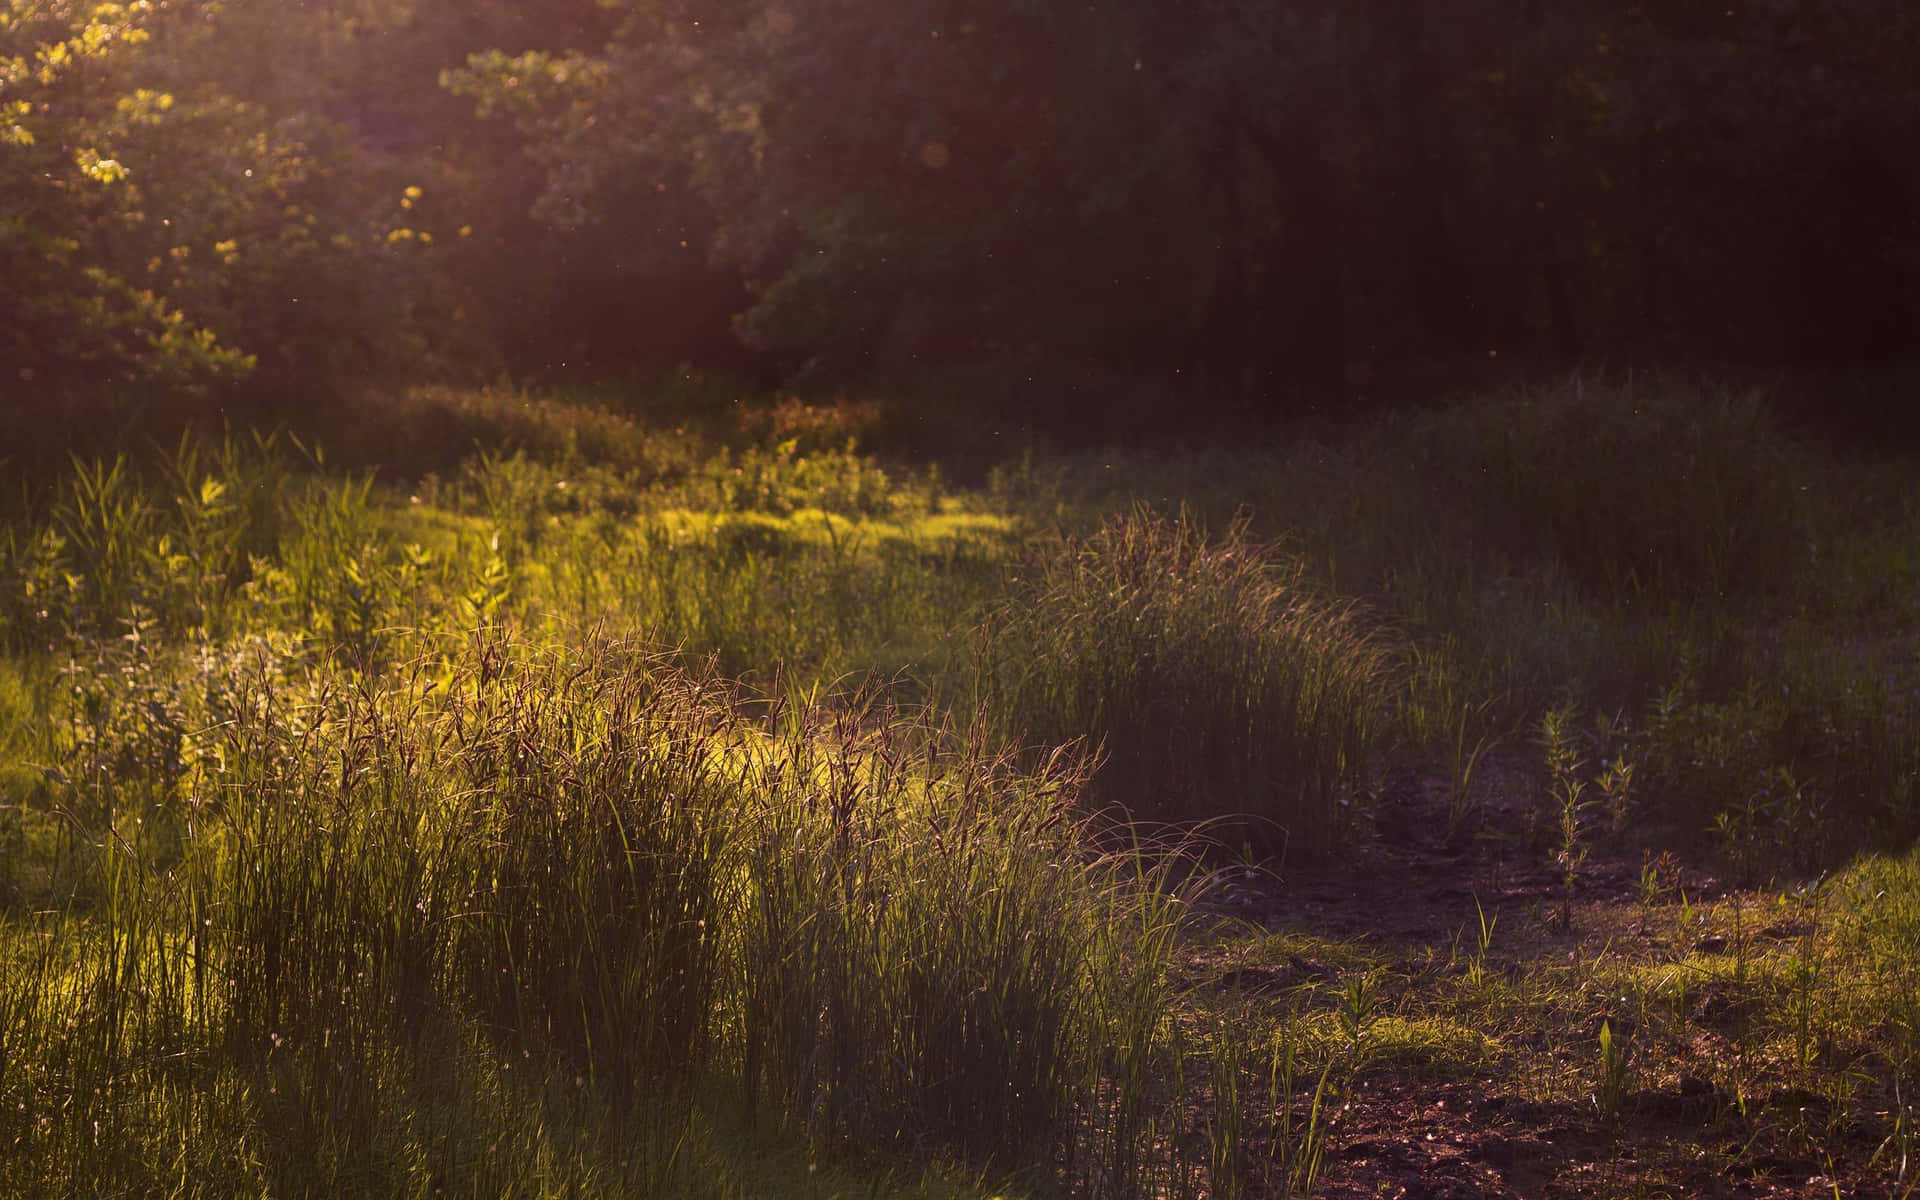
[
  {"x1": 1542, "y1": 704, "x2": 1589, "y2": 931},
  {"x1": 1595, "y1": 1017, "x2": 1634, "y2": 1125}
]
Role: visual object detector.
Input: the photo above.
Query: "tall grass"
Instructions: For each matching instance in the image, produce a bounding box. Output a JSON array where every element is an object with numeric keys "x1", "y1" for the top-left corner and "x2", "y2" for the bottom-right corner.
[
  {"x1": 601, "y1": 513, "x2": 1007, "y2": 683},
  {"x1": 9, "y1": 376, "x2": 1920, "y2": 1192},
  {"x1": 1836, "y1": 847, "x2": 1920, "y2": 1069},
  {"x1": 980, "y1": 377, "x2": 1920, "y2": 870},
  {"x1": 5, "y1": 430, "x2": 1009, "y2": 700},
  {"x1": 993, "y1": 380, "x2": 1815, "y2": 716},
  {"x1": 736, "y1": 697, "x2": 1133, "y2": 1158},
  {"x1": 1405, "y1": 381, "x2": 1806, "y2": 603},
  {"x1": 981, "y1": 510, "x2": 1395, "y2": 855},
  {"x1": 1, "y1": 630, "x2": 1204, "y2": 1192}
]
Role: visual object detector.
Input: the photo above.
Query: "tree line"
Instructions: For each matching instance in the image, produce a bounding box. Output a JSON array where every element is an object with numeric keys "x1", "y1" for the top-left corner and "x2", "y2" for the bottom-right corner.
[{"x1": 6, "y1": 0, "x2": 1917, "y2": 433}]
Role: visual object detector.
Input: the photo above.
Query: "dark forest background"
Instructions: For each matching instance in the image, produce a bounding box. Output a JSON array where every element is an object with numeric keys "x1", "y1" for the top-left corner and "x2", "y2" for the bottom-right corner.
[{"x1": 6, "y1": 0, "x2": 1918, "y2": 441}]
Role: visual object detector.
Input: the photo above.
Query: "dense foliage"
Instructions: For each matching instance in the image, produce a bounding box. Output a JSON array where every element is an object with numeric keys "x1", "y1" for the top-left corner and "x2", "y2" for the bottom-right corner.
[{"x1": 6, "y1": 0, "x2": 1918, "y2": 434}]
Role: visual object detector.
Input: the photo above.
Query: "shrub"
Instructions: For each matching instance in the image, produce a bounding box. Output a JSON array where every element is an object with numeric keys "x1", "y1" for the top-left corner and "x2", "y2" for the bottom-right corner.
[
  {"x1": 332, "y1": 384, "x2": 696, "y2": 481},
  {"x1": 733, "y1": 394, "x2": 884, "y2": 456}
]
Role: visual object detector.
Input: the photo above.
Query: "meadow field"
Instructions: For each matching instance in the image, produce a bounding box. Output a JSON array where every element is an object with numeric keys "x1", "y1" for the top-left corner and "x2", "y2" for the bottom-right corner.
[{"x1": 3, "y1": 378, "x2": 1918, "y2": 1197}]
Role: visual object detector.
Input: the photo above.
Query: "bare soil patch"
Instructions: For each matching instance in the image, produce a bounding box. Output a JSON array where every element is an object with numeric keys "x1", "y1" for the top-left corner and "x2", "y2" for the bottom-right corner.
[{"x1": 1183, "y1": 763, "x2": 1909, "y2": 1198}]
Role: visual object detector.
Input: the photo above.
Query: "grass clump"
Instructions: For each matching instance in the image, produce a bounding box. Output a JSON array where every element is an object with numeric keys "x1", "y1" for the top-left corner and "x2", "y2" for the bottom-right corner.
[
  {"x1": 1834, "y1": 848, "x2": 1920, "y2": 1067},
  {"x1": 982, "y1": 510, "x2": 1394, "y2": 855},
  {"x1": 735, "y1": 699, "x2": 1144, "y2": 1161},
  {"x1": 1, "y1": 628, "x2": 1202, "y2": 1193}
]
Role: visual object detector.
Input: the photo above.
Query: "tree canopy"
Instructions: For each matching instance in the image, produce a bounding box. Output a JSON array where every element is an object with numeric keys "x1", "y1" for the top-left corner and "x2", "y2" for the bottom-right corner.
[{"x1": 6, "y1": 0, "x2": 1918, "y2": 431}]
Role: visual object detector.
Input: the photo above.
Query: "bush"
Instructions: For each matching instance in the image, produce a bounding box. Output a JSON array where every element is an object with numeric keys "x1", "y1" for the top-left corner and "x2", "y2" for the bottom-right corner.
[{"x1": 329, "y1": 385, "x2": 697, "y2": 481}]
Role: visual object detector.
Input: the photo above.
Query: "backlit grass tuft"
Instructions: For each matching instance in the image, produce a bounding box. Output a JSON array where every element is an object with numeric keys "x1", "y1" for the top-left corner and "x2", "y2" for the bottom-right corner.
[{"x1": 982, "y1": 510, "x2": 1395, "y2": 855}]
